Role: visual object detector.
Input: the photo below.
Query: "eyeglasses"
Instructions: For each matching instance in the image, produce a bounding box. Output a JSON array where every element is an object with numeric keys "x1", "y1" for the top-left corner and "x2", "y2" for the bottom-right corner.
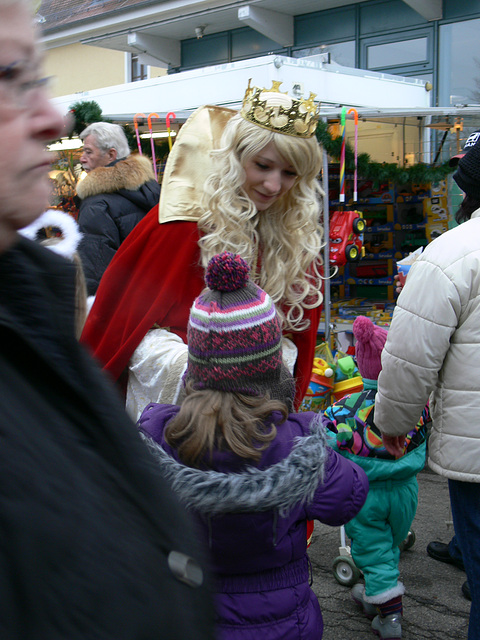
[{"x1": 0, "y1": 59, "x2": 53, "y2": 111}]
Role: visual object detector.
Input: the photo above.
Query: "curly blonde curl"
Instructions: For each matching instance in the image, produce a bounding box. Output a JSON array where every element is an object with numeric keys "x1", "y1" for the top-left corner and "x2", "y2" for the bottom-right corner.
[{"x1": 198, "y1": 114, "x2": 324, "y2": 332}]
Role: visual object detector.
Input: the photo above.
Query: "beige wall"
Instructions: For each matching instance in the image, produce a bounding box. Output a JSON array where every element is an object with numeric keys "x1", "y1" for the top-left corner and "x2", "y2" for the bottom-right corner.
[
  {"x1": 43, "y1": 43, "x2": 167, "y2": 98},
  {"x1": 150, "y1": 66, "x2": 167, "y2": 79},
  {"x1": 44, "y1": 44, "x2": 125, "y2": 97}
]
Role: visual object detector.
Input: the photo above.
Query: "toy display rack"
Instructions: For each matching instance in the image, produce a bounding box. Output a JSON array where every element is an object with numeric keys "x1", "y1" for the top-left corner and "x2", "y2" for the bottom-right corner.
[{"x1": 327, "y1": 171, "x2": 449, "y2": 302}]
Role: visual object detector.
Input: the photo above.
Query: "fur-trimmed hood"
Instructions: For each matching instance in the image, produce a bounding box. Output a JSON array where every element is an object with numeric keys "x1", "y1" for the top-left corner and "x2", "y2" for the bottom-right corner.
[
  {"x1": 76, "y1": 154, "x2": 156, "y2": 200},
  {"x1": 141, "y1": 418, "x2": 329, "y2": 517}
]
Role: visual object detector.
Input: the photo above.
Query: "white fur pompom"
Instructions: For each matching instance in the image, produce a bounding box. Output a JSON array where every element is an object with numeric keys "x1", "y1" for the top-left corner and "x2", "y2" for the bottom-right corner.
[{"x1": 19, "y1": 210, "x2": 83, "y2": 261}]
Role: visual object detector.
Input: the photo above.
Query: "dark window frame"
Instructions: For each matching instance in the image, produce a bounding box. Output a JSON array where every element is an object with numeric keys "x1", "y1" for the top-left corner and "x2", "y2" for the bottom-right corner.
[{"x1": 360, "y1": 26, "x2": 434, "y2": 75}]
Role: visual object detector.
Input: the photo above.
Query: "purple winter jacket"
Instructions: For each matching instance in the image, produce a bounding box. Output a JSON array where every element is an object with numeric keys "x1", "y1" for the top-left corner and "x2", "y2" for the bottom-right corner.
[{"x1": 138, "y1": 404, "x2": 368, "y2": 640}]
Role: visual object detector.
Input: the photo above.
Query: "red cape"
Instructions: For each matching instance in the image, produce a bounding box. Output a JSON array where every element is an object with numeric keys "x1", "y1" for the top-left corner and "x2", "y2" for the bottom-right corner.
[{"x1": 81, "y1": 205, "x2": 321, "y2": 409}]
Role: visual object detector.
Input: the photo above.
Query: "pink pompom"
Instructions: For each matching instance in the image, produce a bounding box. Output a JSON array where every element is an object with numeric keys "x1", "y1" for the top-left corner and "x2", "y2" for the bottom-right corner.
[
  {"x1": 352, "y1": 315, "x2": 374, "y2": 343},
  {"x1": 205, "y1": 252, "x2": 250, "y2": 292}
]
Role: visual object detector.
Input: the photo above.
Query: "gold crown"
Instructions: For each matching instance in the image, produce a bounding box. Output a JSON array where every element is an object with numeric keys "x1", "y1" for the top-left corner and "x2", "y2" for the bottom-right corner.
[{"x1": 240, "y1": 79, "x2": 320, "y2": 138}]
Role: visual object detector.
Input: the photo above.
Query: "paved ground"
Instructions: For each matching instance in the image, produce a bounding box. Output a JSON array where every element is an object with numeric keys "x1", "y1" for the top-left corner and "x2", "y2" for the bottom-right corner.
[{"x1": 308, "y1": 465, "x2": 471, "y2": 639}]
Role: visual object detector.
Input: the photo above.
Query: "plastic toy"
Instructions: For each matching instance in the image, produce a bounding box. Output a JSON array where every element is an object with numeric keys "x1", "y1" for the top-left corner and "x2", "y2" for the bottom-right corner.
[
  {"x1": 329, "y1": 209, "x2": 366, "y2": 266},
  {"x1": 329, "y1": 107, "x2": 366, "y2": 267},
  {"x1": 334, "y1": 355, "x2": 358, "y2": 382},
  {"x1": 357, "y1": 180, "x2": 390, "y2": 200},
  {"x1": 332, "y1": 356, "x2": 363, "y2": 400},
  {"x1": 363, "y1": 238, "x2": 389, "y2": 255},
  {"x1": 332, "y1": 376, "x2": 364, "y2": 401},
  {"x1": 312, "y1": 358, "x2": 335, "y2": 379},
  {"x1": 299, "y1": 357, "x2": 335, "y2": 412}
]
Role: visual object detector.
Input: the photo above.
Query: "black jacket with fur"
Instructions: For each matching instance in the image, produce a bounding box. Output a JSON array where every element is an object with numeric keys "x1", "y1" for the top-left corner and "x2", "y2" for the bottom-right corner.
[
  {"x1": 0, "y1": 236, "x2": 214, "y2": 639},
  {"x1": 76, "y1": 154, "x2": 160, "y2": 295}
]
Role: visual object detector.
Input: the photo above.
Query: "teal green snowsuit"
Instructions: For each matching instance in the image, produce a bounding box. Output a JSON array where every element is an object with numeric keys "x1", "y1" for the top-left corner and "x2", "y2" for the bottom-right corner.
[{"x1": 323, "y1": 378, "x2": 428, "y2": 602}]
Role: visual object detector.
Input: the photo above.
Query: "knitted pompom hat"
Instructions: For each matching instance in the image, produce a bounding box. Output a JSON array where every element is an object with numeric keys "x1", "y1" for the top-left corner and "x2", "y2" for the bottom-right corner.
[
  {"x1": 453, "y1": 136, "x2": 480, "y2": 199},
  {"x1": 352, "y1": 315, "x2": 388, "y2": 381},
  {"x1": 185, "y1": 251, "x2": 294, "y2": 406}
]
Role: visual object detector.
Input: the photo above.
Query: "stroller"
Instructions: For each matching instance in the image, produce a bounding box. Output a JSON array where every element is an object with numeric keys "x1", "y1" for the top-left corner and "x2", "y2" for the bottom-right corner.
[{"x1": 332, "y1": 525, "x2": 416, "y2": 587}]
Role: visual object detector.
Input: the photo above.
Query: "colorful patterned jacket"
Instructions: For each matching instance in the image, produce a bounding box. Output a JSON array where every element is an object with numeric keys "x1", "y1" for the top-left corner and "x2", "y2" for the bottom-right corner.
[{"x1": 322, "y1": 378, "x2": 429, "y2": 482}]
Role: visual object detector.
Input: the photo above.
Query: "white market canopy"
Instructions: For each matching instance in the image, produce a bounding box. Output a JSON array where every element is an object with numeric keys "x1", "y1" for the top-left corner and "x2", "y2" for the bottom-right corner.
[{"x1": 51, "y1": 54, "x2": 432, "y2": 124}]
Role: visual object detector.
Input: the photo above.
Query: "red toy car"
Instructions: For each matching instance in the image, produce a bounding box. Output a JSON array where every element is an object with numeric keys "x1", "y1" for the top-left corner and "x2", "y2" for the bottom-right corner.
[{"x1": 329, "y1": 210, "x2": 365, "y2": 267}]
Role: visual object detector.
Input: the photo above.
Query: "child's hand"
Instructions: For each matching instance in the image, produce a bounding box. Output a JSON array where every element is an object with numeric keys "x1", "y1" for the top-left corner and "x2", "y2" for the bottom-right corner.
[
  {"x1": 382, "y1": 433, "x2": 406, "y2": 457},
  {"x1": 393, "y1": 273, "x2": 405, "y2": 295}
]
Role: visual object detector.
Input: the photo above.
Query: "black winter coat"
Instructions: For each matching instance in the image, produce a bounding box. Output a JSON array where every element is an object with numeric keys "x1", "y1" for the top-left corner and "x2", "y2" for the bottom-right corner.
[
  {"x1": 0, "y1": 236, "x2": 214, "y2": 639},
  {"x1": 76, "y1": 154, "x2": 160, "y2": 295}
]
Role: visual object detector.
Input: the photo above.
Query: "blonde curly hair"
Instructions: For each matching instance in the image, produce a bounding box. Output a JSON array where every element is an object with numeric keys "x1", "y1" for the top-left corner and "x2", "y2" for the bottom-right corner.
[{"x1": 198, "y1": 114, "x2": 324, "y2": 332}]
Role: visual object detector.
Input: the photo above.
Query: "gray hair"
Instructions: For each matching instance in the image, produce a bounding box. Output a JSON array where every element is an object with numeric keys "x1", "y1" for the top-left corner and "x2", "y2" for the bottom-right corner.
[{"x1": 80, "y1": 122, "x2": 130, "y2": 159}]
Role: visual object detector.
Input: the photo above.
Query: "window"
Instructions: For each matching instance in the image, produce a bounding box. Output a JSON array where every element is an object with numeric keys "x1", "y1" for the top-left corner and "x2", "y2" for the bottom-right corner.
[
  {"x1": 293, "y1": 41, "x2": 355, "y2": 67},
  {"x1": 231, "y1": 27, "x2": 285, "y2": 61},
  {"x1": 181, "y1": 33, "x2": 229, "y2": 69},
  {"x1": 367, "y1": 37, "x2": 427, "y2": 69},
  {"x1": 131, "y1": 54, "x2": 147, "y2": 82},
  {"x1": 360, "y1": 28, "x2": 433, "y2": 75},
  {"x1": 439, "y1": 18, "x2": 480, "y2": 106}
]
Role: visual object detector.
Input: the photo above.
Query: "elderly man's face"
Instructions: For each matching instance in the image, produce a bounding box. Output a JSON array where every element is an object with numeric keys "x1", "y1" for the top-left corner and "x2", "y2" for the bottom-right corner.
[
  {"x1": 0, "y1": 1, "x2": 64, "y2": 254},
  {"x1": 80, "y1": 135, "x2": 116, "y2": 172}
]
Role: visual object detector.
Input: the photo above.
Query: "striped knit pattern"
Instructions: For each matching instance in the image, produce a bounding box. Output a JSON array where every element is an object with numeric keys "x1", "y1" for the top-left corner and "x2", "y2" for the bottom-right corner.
[
  {"x1": 378, "y1": 595, "x2": 403, "y2": 617},
  {"x1": 185, "y1": 252, "x2": 286, "y2": 396}
]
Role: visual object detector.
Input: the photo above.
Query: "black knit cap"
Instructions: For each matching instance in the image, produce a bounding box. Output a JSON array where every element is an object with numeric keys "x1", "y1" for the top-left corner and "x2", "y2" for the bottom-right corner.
[
  {"x1": 449, "y1": 130, "x2": 480, "y2": 166},
  {"x1": 453, "y1": 136, "x2": 480, "y2": 199}
]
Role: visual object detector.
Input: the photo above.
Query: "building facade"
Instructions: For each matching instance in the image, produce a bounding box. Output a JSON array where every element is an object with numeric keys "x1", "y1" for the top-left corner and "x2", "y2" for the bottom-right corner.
[{"x1": 39, "y1": 0, "x2": 480, "y2": 110}]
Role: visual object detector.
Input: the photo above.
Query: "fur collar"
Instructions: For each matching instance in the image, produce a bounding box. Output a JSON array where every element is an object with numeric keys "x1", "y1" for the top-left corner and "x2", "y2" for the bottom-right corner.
[
  {"x1": 76, "y1": 154, "x2": 155, "y2": 200},
  {"x1": 141, "y1": 418, "x2": 328, "y2": 517}
]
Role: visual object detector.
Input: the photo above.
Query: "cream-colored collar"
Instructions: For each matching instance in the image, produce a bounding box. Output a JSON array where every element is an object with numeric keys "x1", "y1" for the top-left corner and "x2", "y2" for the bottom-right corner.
[{"x1": 158, "y1": 105, "x2": 237, "y2": 224}]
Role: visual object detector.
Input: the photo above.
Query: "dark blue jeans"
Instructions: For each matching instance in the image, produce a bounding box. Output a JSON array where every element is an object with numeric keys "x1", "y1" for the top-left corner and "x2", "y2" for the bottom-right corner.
[
  {"x1": 449, "y1": 479, "x2": 480, "y2": 640},
  {"x1": 448, "y1": 533, "x2": 465, "y2": 570}
]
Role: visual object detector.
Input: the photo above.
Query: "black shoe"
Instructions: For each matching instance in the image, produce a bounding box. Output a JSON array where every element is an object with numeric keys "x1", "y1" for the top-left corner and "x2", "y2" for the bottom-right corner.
[
  {"x1": 462, "y1": 580, "x2": 472, "y2": 601},
  {"x1": 427, "y1": 541, "x2": 465, "y2": 571}
]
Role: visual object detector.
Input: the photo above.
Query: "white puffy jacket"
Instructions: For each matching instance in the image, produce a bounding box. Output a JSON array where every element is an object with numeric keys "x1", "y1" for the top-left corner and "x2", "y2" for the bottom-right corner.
[{"x1": 375, "y1": 208, "x2": 480, "y2": 482}]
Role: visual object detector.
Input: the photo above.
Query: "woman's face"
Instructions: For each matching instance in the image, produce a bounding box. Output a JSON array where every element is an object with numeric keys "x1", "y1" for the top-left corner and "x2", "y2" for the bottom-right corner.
[{"x1": 243, "y1": 142, "x2": 297, "y2": 211}]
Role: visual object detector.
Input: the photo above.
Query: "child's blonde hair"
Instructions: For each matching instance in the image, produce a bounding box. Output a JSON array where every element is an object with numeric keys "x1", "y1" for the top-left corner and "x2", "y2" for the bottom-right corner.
[{"x1": 165, "y1": 382, "x2": 289, "y2": 467}]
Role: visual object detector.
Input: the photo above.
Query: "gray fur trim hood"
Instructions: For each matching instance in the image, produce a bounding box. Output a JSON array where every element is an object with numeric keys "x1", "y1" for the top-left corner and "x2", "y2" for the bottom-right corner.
[
  {"x1": 141, "y1": 418, "x2": 329, "y2": 517},
  {"x1": 76, "y1": 155, "x2": 155, "y2": 200}
]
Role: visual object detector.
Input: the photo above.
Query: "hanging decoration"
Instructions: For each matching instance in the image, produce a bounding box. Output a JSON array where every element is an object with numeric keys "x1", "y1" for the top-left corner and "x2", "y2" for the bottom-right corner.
[
  {"x1": 166, "y1": 112, "x2": 176, "y2": 151},
  {"x1": 339, "y1": 107, "x2": 346, "y2": 203},
  {"x1": 148, "y1": 112, "x2": 160, "y2": 179},
  {"x1": 134, "y1": 113, "x2": 146, "y2": 155},
  {"x1": 347, "y1": 107, "x2": 359, "y2": 202},
  {"x1": 315, "y1": 119, "x2": 455, "y2": 185}
]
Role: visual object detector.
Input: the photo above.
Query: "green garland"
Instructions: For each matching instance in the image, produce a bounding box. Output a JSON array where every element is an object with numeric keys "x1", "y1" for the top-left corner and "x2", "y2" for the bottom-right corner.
[
  {"x1": 316, "y1": 119, "x2": 454, "y2": 185},
  {"x1": 68, "y1": 100, "x2": 104, "y2": 137}
]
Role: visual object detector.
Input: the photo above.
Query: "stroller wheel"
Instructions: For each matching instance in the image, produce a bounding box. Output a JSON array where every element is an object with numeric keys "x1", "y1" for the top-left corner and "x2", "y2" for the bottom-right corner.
[
  {"x1": 332, "y1": 555, "x2": 361, "y2": 587},
  {"x1": 399, "y1": 529, "x2": 416, "y2": 552}
]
